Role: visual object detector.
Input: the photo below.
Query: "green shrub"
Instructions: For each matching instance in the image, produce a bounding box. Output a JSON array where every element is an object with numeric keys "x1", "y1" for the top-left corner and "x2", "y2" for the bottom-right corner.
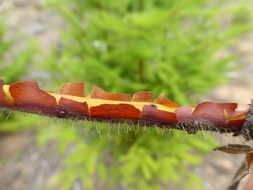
[
  {"x1": 0, "y1": 20, "x2": 36, "y2": 133},
  {"x1": 38, "y1": 0, "x2": 252, "y2": 189}
]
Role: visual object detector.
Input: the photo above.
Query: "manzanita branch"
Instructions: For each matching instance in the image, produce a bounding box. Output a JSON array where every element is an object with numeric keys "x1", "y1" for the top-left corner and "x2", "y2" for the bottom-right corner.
[
  {"x1": 1, "y1": 78, "x2": 253, "y2": 189},
  {"x1": 0, "y1": 79, "x2": 249, "y2": 136}
]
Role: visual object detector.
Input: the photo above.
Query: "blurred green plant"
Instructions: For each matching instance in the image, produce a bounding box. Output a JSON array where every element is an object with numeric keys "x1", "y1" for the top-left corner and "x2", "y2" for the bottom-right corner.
[
  {"x1": 38, "y1": 0, "x2": 252, "y2": 189},
  {"x1": 0, "y1": 20, "x2": 36, "y2": 133}
]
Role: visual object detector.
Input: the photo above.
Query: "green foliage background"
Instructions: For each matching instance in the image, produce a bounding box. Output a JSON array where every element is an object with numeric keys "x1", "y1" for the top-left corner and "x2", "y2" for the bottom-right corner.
[
  {"x1": 0, "y1": 20, "x2": 36, "y2": 133},
  {"x1": 37, "y1": 0, "x2": 252, "y2": 190},
  {"x1": 0, "y1": 0, "x2": 252, "y2": 189},
  {"x1": 43, "y1": 0, "x2": 252, "y2": 104}
]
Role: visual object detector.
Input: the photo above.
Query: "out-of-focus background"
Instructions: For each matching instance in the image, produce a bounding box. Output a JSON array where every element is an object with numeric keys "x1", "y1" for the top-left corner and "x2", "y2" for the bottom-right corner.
[{"x1": 0, "y1": 0, "x2": 253, "y2": 190}]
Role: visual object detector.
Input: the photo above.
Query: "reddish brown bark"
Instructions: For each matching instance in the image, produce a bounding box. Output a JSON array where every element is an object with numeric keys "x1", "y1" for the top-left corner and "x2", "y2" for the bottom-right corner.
[{"x1": 0, "y1": 79, "x2": 249, "y2": 136}]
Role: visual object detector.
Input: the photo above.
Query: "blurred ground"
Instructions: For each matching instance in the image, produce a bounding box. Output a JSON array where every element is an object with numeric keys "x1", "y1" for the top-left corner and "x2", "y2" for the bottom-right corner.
[
  {"x1": 0, "y1": 131, "x2": 61, "y2": 190},
  {"x1": 197, "y1": 30, "x2": 253, "y2": 190},
  {"x1": 0, "y1": 0, "x2": 253, "y2": 190}
]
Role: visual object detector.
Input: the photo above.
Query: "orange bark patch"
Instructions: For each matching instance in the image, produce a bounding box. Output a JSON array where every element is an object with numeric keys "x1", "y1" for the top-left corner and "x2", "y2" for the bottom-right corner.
[
  {"x1": 192, "y1": 102, "x2": 238, "y2": 126},
  {"x1": 91, "y1": 87, "x2": 131, "y2": 101},
  {"x1": 155, "y1": 93, "x2": 179, "y2": 107},
  {"x1": 59, "y1": 82, "x2": 85, "y2": 97},
  {"x1": 59, "y1": 97, "x2": 89, "y2": 117},
  {"x1": 217, "y1": 103, "x2": 246, "y2": 118},
  {"x1": 176, "y1": 102, "x2": 245, "y2": 128},
  {"x1": 141, "y1": 104, "x2": 177, "y2": 124},
  {"x1": 90, "y1": 104, "x2": 141, "y2": 119},
  {"x1": 133, "y1": 91, "x2": 153, "y2": 102},
  {"x1": 9, "y1": 81, "x2": 58, "y2": 115},
  {"x1": 191, "y1": 102, "x2": 226, "y2": 125}
]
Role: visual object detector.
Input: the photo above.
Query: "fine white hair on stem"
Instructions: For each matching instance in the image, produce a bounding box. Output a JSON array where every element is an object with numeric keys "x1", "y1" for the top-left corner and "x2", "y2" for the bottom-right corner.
[{"x1": 95, "y1": 122, "x2": 102, "y2": 138}]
